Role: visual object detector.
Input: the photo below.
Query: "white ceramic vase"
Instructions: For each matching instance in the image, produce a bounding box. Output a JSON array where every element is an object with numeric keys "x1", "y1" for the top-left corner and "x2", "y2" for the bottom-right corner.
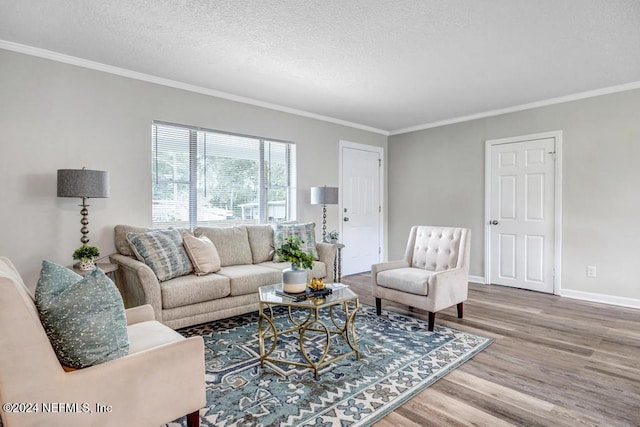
[{"x1": 282, "y1": 265, "x2": 307, "y2": 293}]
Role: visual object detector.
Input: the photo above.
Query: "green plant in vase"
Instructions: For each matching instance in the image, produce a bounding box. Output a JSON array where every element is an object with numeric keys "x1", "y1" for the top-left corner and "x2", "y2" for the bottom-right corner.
[
  {"x1": 275, "y1": 236, "x2": 314, "y2": 269},
  {"x1": 73, "y1": 245, "x2": 100, "y2": 271},
  {"x1": 276, "y1": 236, "x2": 315, "y2": 293}
]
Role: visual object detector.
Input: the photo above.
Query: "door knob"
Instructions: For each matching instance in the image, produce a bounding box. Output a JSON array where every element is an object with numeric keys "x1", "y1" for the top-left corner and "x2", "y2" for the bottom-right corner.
[
  {"x1": 490, "y1": 220, "x2": 499, "y2": 225},
  {"x1": 344, "y1": 217, "x2": 349, "y2": 222}
]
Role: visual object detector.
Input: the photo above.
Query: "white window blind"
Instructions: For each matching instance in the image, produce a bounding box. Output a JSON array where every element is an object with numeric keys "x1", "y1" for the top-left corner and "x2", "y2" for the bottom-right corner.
[{"x1": 152, "y1": 121, "x2": 296, "y2": 228}]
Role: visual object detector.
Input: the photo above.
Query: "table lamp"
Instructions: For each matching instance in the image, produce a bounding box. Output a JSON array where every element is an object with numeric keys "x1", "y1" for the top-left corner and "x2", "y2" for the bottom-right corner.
[
  {"x1": 310, "y1": 185, "x2": 339, "y2": 242},
  {"x1": 57, "y1": 168, "x2": 110, "y2": 244}
]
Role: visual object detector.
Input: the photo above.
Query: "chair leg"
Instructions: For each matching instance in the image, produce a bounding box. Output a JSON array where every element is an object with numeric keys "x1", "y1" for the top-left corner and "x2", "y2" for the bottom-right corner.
[
  {"x1": 186, "y1": 410, "x2": 200, "y2": 427},
  {"x1": 457, "y1": 302, "x2": 464, "y2": 319},
  {"x1": 427, "y1": 312, "x2": 435, "y2": 331},
  {"x1": 375, "y1": 298, "x2": 382, "y2": 315}
]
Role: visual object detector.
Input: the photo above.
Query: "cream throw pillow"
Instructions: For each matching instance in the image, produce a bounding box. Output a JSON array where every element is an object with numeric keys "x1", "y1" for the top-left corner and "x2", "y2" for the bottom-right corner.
[{"x1": 183, "y1": 234, "x2": 221, "y2": 275}]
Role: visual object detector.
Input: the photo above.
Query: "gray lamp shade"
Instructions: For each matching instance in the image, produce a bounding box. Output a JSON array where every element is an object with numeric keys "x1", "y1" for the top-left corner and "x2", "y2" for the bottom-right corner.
[
  {"x1": 310, "y1": 186, "x2": 339, "y2": 205},
  {"x1": 57, "y1": 169, "x2": 110, "y2": 198}
]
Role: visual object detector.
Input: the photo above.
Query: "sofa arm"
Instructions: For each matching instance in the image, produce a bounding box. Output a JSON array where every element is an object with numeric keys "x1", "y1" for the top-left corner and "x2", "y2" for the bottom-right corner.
[
  {"x1": 109, "y1": 253, "x2": 163, "y2": 323},
  {"x1": 316, "y1": 242, "x2": 337, "y2": 282},
  {"x1": 371, "y1": 260, "x2": 410, "y2": 288},
  {"x1": 427, "y1": 267, "x2": 469, "y2": 312},
  {"x1": 125, "y1": 304, "x2": 156, "y2": 325}
]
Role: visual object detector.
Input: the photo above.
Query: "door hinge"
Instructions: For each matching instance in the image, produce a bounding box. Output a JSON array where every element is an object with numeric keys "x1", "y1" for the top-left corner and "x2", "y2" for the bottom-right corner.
[
  {"x1": 378, "y1": 246, "x2": 381, "y2": 254},
  {"x1": 379, "y1": 205, "x2": 381, "y2": 213},
  {"x1": 378, "y1": 158, "x2": 381, "y2": 167}
]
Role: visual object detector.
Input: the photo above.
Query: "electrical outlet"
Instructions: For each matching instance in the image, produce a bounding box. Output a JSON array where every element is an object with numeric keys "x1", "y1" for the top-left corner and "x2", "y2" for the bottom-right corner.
[{"x1": 586, "y1": 266, "x2": 597, "y2": 278}]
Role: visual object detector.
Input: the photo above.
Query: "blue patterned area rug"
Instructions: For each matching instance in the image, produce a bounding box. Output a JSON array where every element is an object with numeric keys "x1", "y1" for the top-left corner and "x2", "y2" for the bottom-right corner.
[{"x1": 168, "y1": 304, "x2": 492, "y2": 427}]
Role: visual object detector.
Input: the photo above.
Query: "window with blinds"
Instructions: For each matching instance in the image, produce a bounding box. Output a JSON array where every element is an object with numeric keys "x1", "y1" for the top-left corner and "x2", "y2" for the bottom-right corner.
[{"x1": 152, "y1": 121, "x2": 296, "y2": 228}]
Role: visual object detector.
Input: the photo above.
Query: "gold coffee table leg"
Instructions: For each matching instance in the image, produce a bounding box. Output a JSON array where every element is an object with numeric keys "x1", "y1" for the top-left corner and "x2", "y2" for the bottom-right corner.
[
  {"x1": 258, "y1": 304, "x2": 278, "y2": 367},
  {"x1": 344, "y1": 301, "x2": 360, "y2": 359},
  {"x1": 299, "y1": 313, "x2": 330, "y2": 380},
  {"x1": 288, "y1": 305, "x2": 312, "y2": 328}
]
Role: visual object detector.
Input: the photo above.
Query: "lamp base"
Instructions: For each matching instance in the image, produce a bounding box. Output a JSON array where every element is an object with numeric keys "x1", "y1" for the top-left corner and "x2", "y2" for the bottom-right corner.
[
  {"x1": 79, "y1": 197, "x2": 90, "y2": 244},
  {"x1": 321, "y1": 204, "x2": 327, "y2": 242}
]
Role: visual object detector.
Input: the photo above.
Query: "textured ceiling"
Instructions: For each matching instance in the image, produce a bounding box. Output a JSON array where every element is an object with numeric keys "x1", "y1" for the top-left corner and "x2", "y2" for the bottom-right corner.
[{"x1": 1, "y1": 0, "x2": 639, "y2": 133}]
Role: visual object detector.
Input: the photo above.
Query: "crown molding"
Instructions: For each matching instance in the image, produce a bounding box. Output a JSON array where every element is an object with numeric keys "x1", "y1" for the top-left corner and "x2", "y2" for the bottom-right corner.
[
  {"x1": 5, "y1": 39, "x2": 639, "y2": 139},
  {"x1": 389, "y1": 82, "x2": 640, "y2": 136},
  {"x1": 0, "y1": 40, "x2": 389, "y2": 136},
  {"x1": 390, "y1": 80, "x2": 640, "y2": 136}
]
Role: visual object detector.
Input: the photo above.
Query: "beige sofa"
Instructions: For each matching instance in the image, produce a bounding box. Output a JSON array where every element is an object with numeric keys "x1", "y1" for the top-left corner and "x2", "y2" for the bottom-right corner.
[
  {"x1": 110, "y1": 224, "x2": 337, "y2": 329},
  {"x1": 0, "y1": 257, "x2": 205, "y2": 427}
]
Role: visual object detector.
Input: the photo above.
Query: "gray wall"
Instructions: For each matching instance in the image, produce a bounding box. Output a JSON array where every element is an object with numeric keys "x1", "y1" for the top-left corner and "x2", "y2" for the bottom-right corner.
[
  {"x1": 0, "y1": 49, "x2": 387, "y2": 289},
  {"x1": 388, "y1": 89, "x2": 640, "y2": 301},
  {"x1": 3, "y1": 46, "x2": 637, "y2": 303}
]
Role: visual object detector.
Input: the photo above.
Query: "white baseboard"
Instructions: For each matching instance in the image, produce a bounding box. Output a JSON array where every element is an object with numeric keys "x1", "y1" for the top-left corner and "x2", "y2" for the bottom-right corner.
[
  {"x1": 469, "y1": 275, "x2": 486, "y2": 284},
  {"x1": 560, "y1": 289, "x2": 640, "y2": 310},
  {"x1": 468, "y1": 277, "x2": 640, "y2": 309}
]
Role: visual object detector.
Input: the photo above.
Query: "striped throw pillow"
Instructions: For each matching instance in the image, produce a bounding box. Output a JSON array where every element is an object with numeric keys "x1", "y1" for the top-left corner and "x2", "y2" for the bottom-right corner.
[{"x1": 127, "y1": 228, "x2": 193, "y2": 281}]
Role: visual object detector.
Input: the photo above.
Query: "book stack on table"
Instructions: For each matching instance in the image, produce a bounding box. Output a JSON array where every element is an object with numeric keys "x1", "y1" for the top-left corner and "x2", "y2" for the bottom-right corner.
[{"x1": 276, "y1": 287, "x2": 333, "y2": 302}]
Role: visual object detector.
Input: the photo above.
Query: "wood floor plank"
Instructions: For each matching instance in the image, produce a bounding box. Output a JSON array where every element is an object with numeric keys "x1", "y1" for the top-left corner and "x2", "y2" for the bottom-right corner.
[
  {"x1": 401, "y1": 388, "x2": 515, "y2": 427},
  {"x1": 341, "y1": 273, "x2": 640, "y2": 426},
  {"x1": 442, "y1": 370, "x2": 603, "y2": 426},
  {"x1": 373, "y1": 411, "x2": 423, "y2": 427}
]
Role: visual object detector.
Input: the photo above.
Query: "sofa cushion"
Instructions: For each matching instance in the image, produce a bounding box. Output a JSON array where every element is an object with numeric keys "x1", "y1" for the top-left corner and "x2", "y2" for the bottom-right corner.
[
  {"x1": 127, "y1": 228, "x2": 193, "y2": 282},
  {"x1": 115, "y1": 224, "x2": 150, "y2": 257},
  {"x1": 377, "y1": 267, "x2": 434, "y2": 296},
  {"x1": 216, "y1": 265, "x2": 282, "y2": 296},
  {"x1": 273, "y1": 222, "x2": 318, "y2": 261},
  {"x1": 114, "y1": 225, "x2": 192, "y2": 258},
  {"x1": 259, "y1": 261, "x2": 328, "y2": 281},
  {"x1": 246, "y1": 225, "x2": 275, "y2": 263},
  {"x1": 182, "y1": 234, "x2": 221, "y2": 275},
  {"x1": 35, "y1": 260, "x2": 129, "y2": 369},
  {"x1": 127, "y1": 321, "x2": 185, "y2": 354},
  {"x1": 160, "y1": 273, "x2": 230, "y2": 309},
  {"x1": 194, "y1": 226, "x2": 253, "y2": 267}
]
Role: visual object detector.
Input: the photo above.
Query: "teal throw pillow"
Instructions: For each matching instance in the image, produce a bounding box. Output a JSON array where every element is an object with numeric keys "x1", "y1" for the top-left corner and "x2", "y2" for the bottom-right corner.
[
  {"x1": 35, "y1": 260, "x2": 129, "y2": 369},
  {"x1": 274, "y1": 222, "x2": 318, "y2": 261},
  {"x1": 126, "y1": 228, "x2": 193, "y2": 281}
]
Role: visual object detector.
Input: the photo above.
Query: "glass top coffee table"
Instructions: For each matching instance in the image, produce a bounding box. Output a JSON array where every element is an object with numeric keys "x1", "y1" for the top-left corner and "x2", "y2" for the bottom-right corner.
[{"x1": 258, "y1": 283, "x2": 360, "y2": 379}]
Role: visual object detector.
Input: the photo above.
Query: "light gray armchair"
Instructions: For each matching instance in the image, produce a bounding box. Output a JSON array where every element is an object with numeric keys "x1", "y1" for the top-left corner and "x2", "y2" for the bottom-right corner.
[{"x1": 372, "y1": 226, "x2": 470, "y2": 331}]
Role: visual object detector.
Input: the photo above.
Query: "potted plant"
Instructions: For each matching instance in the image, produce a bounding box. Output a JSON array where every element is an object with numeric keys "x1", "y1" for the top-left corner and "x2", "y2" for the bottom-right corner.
[
  {"x1": 275, "y1": 236, "x2": 314, "y2": 293},
  {"x1": 327, "y1": 230, "x2": 339, "y2": 243},
  {"x1": 73, "y1": 245, "x2": 100, "y2": 271}
]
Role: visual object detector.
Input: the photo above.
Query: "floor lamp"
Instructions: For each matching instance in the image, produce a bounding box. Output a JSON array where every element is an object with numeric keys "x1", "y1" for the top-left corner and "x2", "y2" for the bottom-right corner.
[
  {"x1": 310, "y1": 185, "x2": 339, "y2": 242},
  {"x1": 57, "y1": 168, "x2": 110, "y2": 245}
]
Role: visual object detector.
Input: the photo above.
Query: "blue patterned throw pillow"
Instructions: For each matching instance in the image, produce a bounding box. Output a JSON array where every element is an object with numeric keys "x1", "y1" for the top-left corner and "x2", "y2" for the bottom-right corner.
[
  {"x1": 35, "y1": 260, "x2": 129, "y2": 369},
  {"x1": 126, "y1": 228, "x2": 193, "y2": 281}
]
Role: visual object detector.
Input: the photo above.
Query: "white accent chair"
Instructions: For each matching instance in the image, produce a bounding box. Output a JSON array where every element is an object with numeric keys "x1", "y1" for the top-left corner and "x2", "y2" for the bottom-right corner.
[{"x1": 372, "y1": 226, "x2": 470, "y2": 331}]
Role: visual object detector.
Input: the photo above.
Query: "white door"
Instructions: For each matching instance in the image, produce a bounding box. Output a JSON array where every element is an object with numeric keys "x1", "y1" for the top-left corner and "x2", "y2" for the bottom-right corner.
[
  {"x1": 340, "y1": 143, "x2": 382, "y2": 276},
  {"x1": 488, "y1": 136, "x2": 556, "y2": 293}
]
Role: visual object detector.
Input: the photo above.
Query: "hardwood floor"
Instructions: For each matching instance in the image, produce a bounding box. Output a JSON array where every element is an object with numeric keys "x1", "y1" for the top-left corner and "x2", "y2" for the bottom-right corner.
[{"x1": 341, "y1": 273, "x2": 640, "y2": 426}]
